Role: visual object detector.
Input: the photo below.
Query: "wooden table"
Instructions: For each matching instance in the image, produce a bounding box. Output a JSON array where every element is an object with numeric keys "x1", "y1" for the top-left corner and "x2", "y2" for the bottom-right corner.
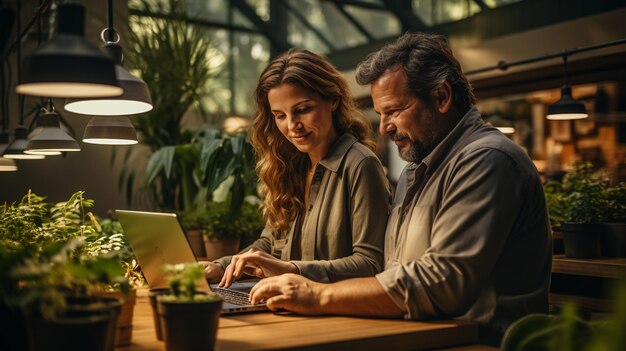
[{"x1": 117, "y1": 290, "x2": 483, "y2": 351}]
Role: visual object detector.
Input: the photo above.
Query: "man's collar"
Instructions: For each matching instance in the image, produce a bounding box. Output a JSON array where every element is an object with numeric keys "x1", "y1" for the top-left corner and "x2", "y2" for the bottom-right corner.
[
  {"x1": 419, "y1": 107, "x2": 481, "y2": 168},
  {"x1": 318, "y1": 133, "x2": 358, "y2": 173}
]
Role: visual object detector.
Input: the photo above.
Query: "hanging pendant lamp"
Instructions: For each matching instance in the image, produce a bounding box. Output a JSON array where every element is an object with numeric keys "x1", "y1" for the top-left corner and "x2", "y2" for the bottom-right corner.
[
  {"x1": 546, "y1": 85, "x2": 588, "y2": 120},
  {"x1": 0, "y1": 132, "x2": 19, "y2": 169},
  {"x1": 546, "y1": 55, "x2": 588, "y2": 121},
  {"x1": 3, "y1": 126, "x2": 45, "y2": 159},
  {"x1": 25, "y1": 105, "x2": 81, "y2": 154},
  {"x1": 65, "y1": 33, "x2": 153, "y2": 115},
  {"x1": 15, "y1": 3, "x2": 122, "y2": 98},
  {"x1": 0, "y1": 157, "x2": 18, "y2": 171},
  {"x1": 485, "y1": 111, "x2": 515, "y2": 135},
  {"x1": 83, "y1": 116, "x2": 138, "y2": 145}
]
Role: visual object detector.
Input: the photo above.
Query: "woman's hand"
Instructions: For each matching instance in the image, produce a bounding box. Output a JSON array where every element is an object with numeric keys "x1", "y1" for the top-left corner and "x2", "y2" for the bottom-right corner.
[
  {"x1": 199, "y1": 261, "x2": 225, "y2": 283},
  {"x1": 218, "y1": 248, "x2": 299, "y2": 288}
]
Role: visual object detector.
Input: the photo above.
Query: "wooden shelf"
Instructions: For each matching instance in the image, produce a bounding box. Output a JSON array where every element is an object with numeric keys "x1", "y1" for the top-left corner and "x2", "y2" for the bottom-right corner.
[
  {"x1": 550, "y1": 293, "x2": 611, "y2": 311},
  {"x1": 552, "y1": 255, "x2": 626, "y2": 279}
]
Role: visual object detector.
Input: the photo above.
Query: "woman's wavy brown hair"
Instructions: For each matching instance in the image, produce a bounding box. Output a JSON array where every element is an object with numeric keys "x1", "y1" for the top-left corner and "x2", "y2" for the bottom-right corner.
[{"x1": 251, "y1": 48, "x2": 375, "y2": 234}]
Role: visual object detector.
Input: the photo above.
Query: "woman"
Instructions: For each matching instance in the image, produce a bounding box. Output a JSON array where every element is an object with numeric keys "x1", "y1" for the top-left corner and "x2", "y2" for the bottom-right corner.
[{"x1": 204, "y1": 49, "x2": 390, "y2": 287}]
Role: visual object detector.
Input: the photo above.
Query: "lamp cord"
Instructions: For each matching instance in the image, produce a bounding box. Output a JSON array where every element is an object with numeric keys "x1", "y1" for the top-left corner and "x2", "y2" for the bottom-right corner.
[
  {"x1": 16, "y1": 0, "x2": 23, "y2": 127},
  {"x1": 107, "y1": 0, "x2": 114, "y2": 42},
  {"x1": 38, "y1": 0, "x2": 44, "y2": 109},
  {"x1": 562, "y1": 54, "x2": 568, "y2": 86}
]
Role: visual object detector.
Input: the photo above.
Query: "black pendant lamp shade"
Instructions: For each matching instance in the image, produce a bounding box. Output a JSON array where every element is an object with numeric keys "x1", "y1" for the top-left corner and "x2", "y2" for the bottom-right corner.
[
  {"x1": 65, "y1": 43, "x2": 153, "y2": 115},
  {"x1": 0, "y1": 131, "x2": 10, "y2": 155},
  {"x1": 15, "y1": 4, "x2": 122, "y2": 98},
  {"x1": 0, "y1": 157, "x2": 17, "y2": 171},
  {"x1": 3, "y1": 126, "x2": 45, "y2": 159},
  {"x1": 546, "y1": 85, "x2": 589, "y2": 120},
  {"x1": 83, "y1": 116, "x2": 138, "y2": 145},
  {"x1": 0, "y1": 132, "x2": 17, "y2": 171},
  {"x1": 25, "y1": 109, "x2": 80, "y2": 153}
]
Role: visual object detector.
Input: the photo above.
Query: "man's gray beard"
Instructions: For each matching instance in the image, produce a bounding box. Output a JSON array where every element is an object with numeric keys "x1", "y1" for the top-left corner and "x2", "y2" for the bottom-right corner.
[{"x1": 398, "y1": 140, "x2": 429, "y2": 163}]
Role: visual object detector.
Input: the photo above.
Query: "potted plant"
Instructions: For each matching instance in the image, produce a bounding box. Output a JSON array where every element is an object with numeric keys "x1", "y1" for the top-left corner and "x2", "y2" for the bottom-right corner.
[
  {"x1": 89, "y1": 215, "x2": 146, "y2": 346},
  {"x1": 178, "y1": 208, "x2": 209, "y2": 259},
  {"x1": 544, "y1": 180, "x2": 567, "y2": 255},
  {"x1": 0, "y1": 191, "x2": 133, "y2": 350},
  {"x1": 157, "y1": 263, "x2": 222, "y2": 351},
  {"x1": 146, "y1": 128, "x2": 261, "y2": 260},
  {"x1": 116, "y1": 0, "x2": 223, "y2": 211},
  {"x1": 202, "y1": 199, "x2": 264, "y2": 261},
  {"x1": 599, "y1": 182, "x2": 626, "y2": 257},
  {"x1": 546, "y1": 163, "x2": 607, "y2": 258},
  {"x1": 1, "y1": 239, "x2": 127, "y2": 351}
]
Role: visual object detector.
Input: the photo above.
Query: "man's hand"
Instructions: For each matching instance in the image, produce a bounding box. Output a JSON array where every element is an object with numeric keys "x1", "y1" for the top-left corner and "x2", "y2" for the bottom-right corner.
[
  {"x1": 218, "y1": 248, "x2": 299, "y2": 288},
  {"x1": 249, "y1": 274, "x2": 327, "y2": 314},
  {"x1": 199, "y1": 261, "x2": 225, "y2": 283}
]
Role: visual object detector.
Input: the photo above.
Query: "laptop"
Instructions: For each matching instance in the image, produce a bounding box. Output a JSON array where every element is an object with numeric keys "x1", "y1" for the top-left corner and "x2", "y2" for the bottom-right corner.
[{"x1": 115, "y1": 209, "x2": 268, "y2": 314}]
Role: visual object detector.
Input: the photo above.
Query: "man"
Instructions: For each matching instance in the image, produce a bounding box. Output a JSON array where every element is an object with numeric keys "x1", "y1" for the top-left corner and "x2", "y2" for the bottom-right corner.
[{"x1": 250, "y1": 32, "x2": 552, "y2": 344}]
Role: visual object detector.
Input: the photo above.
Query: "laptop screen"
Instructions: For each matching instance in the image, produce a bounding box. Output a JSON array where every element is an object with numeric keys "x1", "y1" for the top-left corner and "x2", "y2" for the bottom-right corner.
[{"x1": 115, "y1": 209, "x2": 211, "y2": 292}]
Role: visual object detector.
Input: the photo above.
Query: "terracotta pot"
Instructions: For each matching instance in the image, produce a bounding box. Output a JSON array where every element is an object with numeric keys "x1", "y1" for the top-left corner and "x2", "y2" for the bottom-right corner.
[
  {"x1": 157, "y1": 297, "x2": 222, "y2": 351},
  {"x1": 203, "y1": 237, "x2": 240, "y2": 261},
  {"x1": 101, "y1": 289, "x2": 137, "y2": 346},
  {"x1": 561, "y1": 223, "x2": 602, "y2": 258},
  {"x1": 185, "y1": 229, "x2": 207, "y2": 259}
]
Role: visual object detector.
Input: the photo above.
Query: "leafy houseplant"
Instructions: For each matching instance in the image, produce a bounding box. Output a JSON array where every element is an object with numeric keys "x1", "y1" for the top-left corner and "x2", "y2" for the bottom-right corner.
[
  {"x1": 0, "y1": 191, "x2": 133, "y2": 350},
  {"x1": 599, "y1": 183, "x2": 626, "y2": 257},
  {"x1": 156, "y1": 263, "x2": 222, "y2": 351},
  {"x1": 501, "y1": 281, "x2": 626, "y2": 351},
  {"x1": 118, "y1": 0, "x2": 223, "y2": 210},
  {"x1": 202, "y1": 199, "x2": 264, "y2": 261},
  {"x1": 149, "y1": 128, "x2": 261, "y2": 259},
  {"x1": 544, "y1": 163, "x2": 612, "y2": 258}
]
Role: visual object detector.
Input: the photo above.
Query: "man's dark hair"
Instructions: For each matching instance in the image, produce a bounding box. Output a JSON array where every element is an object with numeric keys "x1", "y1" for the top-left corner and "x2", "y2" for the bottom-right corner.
[{"x1": 355, "y1": 32, "x2": 475, "y2": 113}]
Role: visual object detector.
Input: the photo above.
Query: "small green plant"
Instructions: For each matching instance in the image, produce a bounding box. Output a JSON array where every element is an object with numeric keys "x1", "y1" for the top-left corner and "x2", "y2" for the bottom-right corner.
[
  {"x1": 543, "y1": 163, "x2": 623, "y2": 226},
  {"x1": 160, "y1": 263, "x2": 219, "y2": 303},
  {"x1": 502, "y1": 280, "x2": 626, "y2": 351},
  {"x1": 202, "y1": 199, "x2": 264, "y2": 242},
  {"x1": 1, "y1": 239, "x2": 129, "y2": 319},
  {"x1": 0, "y1": 191, "x2": 138, "y2": 317}
]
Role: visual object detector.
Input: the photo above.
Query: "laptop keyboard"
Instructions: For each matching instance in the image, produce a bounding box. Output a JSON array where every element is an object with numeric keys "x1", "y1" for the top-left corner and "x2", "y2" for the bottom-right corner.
[{"x1": 213, "y1": 287, "x2": 252, "y2": 305}]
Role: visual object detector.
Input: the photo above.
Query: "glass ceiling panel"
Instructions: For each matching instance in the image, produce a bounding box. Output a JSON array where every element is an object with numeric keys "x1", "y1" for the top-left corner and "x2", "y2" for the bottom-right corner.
[
  {"x1": 338, "y1": 0, "x2": 383, "y2": 4},
  {"x1": 287, "y1": 0, "x2": 369, "y2": 51},
  {"x1": 413, "y1": 0, "x2": 481, "y2": 26},
  {"x1": 186, "y1": 0, "x2": 229, "y2": 23},
  {"x1": 287, "y1": 11, "x2": 331, "y2": 54},
  {"x1": 343, "y1": 5, "x2": 401, "y2": 40},
  {"x1": 246, "y1": 0, "x2": 270, "y2": 21},
  {"x1": 232, "y1": 33, "x2": 271, "y2": 116}
]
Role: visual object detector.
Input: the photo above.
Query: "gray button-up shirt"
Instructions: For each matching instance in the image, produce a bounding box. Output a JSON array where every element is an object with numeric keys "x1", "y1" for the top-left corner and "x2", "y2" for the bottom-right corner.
[
  {"x1": 376, "y1": 108, "x2": 551, "y2": 335},
  {"x1": 216, "y1": 133, "x2": 391, "y2": 282}
]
